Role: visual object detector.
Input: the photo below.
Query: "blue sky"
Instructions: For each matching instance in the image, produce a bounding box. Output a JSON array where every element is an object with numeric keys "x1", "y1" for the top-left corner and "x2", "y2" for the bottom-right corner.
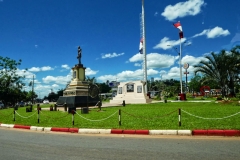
[{"x1": 1, "y1": 0, "x2": 240, "y2": 98}]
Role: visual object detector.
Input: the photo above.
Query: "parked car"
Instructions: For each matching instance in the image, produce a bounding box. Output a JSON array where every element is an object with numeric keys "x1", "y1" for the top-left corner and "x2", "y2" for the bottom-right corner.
[
  {"x1": 0, "y1": 101, "x2": 5, "y2": 109},
  {"x1": 43, "y1": 99, "x2": 49, "y2": 104}
]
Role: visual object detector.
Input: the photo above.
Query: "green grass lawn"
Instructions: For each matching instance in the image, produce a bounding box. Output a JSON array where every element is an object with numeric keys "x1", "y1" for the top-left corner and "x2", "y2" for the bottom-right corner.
[{"x1": 0, "y1": 101, "x2": 240, "y2": 130}]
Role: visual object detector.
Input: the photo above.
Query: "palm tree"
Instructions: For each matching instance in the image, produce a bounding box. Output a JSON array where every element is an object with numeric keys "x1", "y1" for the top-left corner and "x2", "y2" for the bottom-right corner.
[
  {"x1": 194, "y1": 46, "x2": 240, "y2": 97},
  {"x1": 225, "y1": 46, "x2": 240, "y2": 96},
  {"x1": 194, "y1": 50, "x2": 229, "y2": 97}
]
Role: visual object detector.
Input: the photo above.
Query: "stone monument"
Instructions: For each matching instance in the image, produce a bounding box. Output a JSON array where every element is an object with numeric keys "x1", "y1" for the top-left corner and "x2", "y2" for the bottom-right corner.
[
  {"x1": 110, "y1": 81, "x2": 152, "y2": 104},
  {"x1": 56, "y1": 46, "x2": 100, "y2": 112}
]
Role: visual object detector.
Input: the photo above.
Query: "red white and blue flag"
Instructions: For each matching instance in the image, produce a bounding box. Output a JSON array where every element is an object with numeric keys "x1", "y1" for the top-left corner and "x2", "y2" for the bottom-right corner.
[
  {"x1": 173, "y1": 22, "x2": 184, "y2": 39},
  {"x1": 139, "y1": 38, "x2": 143, "y2": 54}
]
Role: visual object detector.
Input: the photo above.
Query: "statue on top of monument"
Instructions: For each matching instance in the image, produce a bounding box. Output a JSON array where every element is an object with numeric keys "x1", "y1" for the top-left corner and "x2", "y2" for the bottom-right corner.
[{"x1": 77, "y1": 46, "x2": 82, "y2": 65}]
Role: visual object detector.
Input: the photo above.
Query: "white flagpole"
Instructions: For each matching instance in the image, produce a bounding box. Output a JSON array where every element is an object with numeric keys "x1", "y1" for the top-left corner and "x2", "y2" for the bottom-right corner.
[
  {"x1": 179, "y1": 37, "x2": 183, "y2": 93},
  {"x1": 142, "y1": 0, "x2": 148, "y2": 93}
]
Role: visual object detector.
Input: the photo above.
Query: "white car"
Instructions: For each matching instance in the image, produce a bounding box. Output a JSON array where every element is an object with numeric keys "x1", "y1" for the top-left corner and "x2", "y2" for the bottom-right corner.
[
  {"x1": 43, "y1": 100, "x2": 49, "y2": 104},
  {"x1": 0, "y1": 101, "x2": 4, "y2": 109}
]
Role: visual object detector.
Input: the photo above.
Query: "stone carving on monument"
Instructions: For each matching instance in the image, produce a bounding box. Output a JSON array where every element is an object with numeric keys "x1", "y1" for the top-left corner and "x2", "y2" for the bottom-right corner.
[
  {"x1": 110, "y1": 81, "x2": 152, "y2": 104},
  {"x1": 56, "y1": 46, "x2": 100, "y2": 113}
]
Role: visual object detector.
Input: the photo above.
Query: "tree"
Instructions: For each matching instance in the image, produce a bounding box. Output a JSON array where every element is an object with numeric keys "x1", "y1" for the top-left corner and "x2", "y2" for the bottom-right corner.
[
  {"x1": 97, "y1": 83, "x2": 111, "y2": 93},
  {"x1": 0, "y1": 56, "x2": 27, "y2": 105},
  {"x1": 57, "y1": 89, "x2": 64, "y2": 97},
  {"x1": 225, "y1": 46, "x2": 240, "y2": 96},
  {"x1": 194, "y1": 50, "x2": 229, "y2": 96},
  {"x1": 188, "y1": 75, "x2": 202, "y2": 93},
  {"x1": 47, "y1": 91, "x2": 58, "y2": 102},
  {"x1": 193, "y1": 46, "x2": 240, "y2": 97}
]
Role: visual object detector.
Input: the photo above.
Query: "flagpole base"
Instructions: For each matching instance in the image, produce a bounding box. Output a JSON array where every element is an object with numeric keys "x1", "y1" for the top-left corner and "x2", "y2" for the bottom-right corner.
[{"x1": 178, "y1": 93, "x2": 186, "y2": 101}]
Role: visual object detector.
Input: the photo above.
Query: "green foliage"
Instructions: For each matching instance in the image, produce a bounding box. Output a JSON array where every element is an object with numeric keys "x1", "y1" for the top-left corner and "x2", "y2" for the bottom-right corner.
[
  {"x1": 0, "y1": 56, "x2": 27, "y2": 105},
  {"x1": 97, "y1": 83, "x2": 111, "y2": 93},
  {"x1": 193, "y1": 46, "x2": 240, "y2": 97}
]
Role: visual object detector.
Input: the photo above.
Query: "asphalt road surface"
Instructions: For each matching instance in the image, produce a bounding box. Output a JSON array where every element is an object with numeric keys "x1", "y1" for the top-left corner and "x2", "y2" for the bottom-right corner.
[{"x1": 0, "y1": 128, "x2": 240, "y2": 160}]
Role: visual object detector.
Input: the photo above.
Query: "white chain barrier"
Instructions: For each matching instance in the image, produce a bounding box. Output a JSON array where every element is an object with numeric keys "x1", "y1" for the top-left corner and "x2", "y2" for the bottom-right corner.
[
  {"x1": 182, "y1": 109, "x2": 240, "y2": 120},
  {"x1": 74, "y1": 110, "x2": 118, "y2": 122},
  {"x1": 15, "y1": 111, "x2": 37, "y2": 119}
]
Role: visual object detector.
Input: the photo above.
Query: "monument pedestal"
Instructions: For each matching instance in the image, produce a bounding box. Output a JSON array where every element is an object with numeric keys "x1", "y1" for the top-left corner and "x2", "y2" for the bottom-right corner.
[
  {"x1": 110, "y1": 81, "x2": 152, "y2": 104},
  {"x1": 56, "y1": 62, "x2": 99, "y2": 111}
]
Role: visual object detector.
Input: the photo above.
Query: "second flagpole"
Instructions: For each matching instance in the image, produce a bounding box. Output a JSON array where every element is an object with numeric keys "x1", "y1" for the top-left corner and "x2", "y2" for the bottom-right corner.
[{"x1": 179, "y1": 36, "x2": 183, "y2": 94}]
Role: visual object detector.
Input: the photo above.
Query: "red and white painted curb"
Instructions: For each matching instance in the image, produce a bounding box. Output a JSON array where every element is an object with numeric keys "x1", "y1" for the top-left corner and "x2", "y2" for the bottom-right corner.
[{"x1": 1, "y1": 123, "x2": 240, "y2": 136}]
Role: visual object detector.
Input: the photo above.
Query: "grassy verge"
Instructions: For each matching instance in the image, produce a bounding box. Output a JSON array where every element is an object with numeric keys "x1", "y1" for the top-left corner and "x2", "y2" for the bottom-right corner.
[{"x1": 0, "y1": 101, "x2": 240, "y2": 130}]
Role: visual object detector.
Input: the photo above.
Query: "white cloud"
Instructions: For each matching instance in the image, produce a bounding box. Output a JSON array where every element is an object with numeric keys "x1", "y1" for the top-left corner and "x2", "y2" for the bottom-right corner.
[
  {"x1": 96, "y1": 53, "x2": 207, "y2": 83},
  {"x1": 85, "y1": 67, "x2": 98, "y2": 76},
  {"x1": 161, "y1": 0, "x2": 205, "y2": 21},
  {"x1": 161, "y1": 65, "x2": 195, "y2": 80},
  {"x1": 16, "y1": 69, "x2": 37, "y2": 80},
  {"x1": 129, "y1": 53, "x2": 176, "y2": 69},
  {"x1": 192, "y1": 26, "x2": 230, "y2": 38},
  {"x1": 147, "y1": 53, "x2": 176, "y2": 68},
  {"x1": 129, "y1": 53, "x2": 143, "y2": 62},
  {"x1": 42, "y1": 75, "x2": 71, "y2": 85},
  {"x1": 167, "y1": 67, "x2": 180, "y2": 78},
  {"x1": 97, "y1": 68, "x2": 160, "y2": 83},
  {"x1": 101, "y1": 52, "x2": 124, "y2": 59},
  {"x1": 34, "y1": 84, "x2": 60, "y2": 98},
  {"x1": 52, "y1": 84, "x2": 59, "y2": 88},
  {"x1": 41, "y1": 66, "x2": 54, "y2": 71},
  {"x1": 97, "y1": 75, "x2": 117, "y2": 82},
  {"x1": 160, "y1": 54, "x2": 207, "y2": 80},
  {"x1": 134, "y1": 63, "x2": 142, "y2": 67},
  {"x1": 181, "y1": 55, "x2": 206, "y2": 66},
  {"x1": 153, "y1": 37, "x2": 186, "y2": 50},
  {"x1": 28, "y1": 66, "x2": 54, "y2": 72},
  {"x1": 97, "y1": 70, "x2": 142, "y2": 82},
  {"x1": 61, "y1": 64, "x2": 70, "y2": 70},
  {"x1": 147, "y1": 68, "x2": 159, "y2": 75},
  {"x1": 28, "y1": 67, "x2": 41, "y2": 72}
]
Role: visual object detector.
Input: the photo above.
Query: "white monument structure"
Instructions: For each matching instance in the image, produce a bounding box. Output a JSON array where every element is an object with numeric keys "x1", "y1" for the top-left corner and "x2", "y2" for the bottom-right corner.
[
  {"x1": 110, "y1": 0, "x2": 151, "y2": 104},
  {"x1": 110, "y1": 81, "x2": 152, "y2": 104}
]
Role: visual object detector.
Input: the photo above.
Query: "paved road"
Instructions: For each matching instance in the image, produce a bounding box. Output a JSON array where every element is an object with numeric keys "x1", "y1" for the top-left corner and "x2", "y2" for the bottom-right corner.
[{"x1": 0, "y1": 128, "x2": 240, "y2": 160}]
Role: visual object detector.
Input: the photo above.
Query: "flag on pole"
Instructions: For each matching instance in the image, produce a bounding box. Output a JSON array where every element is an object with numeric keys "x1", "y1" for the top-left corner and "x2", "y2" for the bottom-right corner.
[
  {"x1": 139, "y1": 38, "x2": 143, "y2": 54},
  {"x1": 173, "y1": 22, "x2": 184, "y2": 38}
]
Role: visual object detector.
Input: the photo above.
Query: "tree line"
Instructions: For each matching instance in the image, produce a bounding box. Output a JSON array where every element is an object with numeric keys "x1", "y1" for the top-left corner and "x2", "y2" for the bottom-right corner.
[{"x1": 1, "y1": 46, "x2": 240, "y2": 106}]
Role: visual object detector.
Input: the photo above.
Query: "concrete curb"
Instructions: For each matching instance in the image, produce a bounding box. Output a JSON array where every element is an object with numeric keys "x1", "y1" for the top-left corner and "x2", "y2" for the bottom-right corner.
[
  {"x1": 30, "y1": 126, "x2": 44, "y2": 131},
  {"x1": 0, "y1": 123, "x2": 14, "y2": 128},
  {"x1": 192, "y1": 129, "x2": 240, "y2": 136},
  {"x1": 1, "y1": 123, "x2": 240, "y2": 136},
  {"x1": 78, "y1": 128, "x2": 111, "y2": 134},
  {"x1": 177, "y1": 130, "x2": 192, "y2": 135}
]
